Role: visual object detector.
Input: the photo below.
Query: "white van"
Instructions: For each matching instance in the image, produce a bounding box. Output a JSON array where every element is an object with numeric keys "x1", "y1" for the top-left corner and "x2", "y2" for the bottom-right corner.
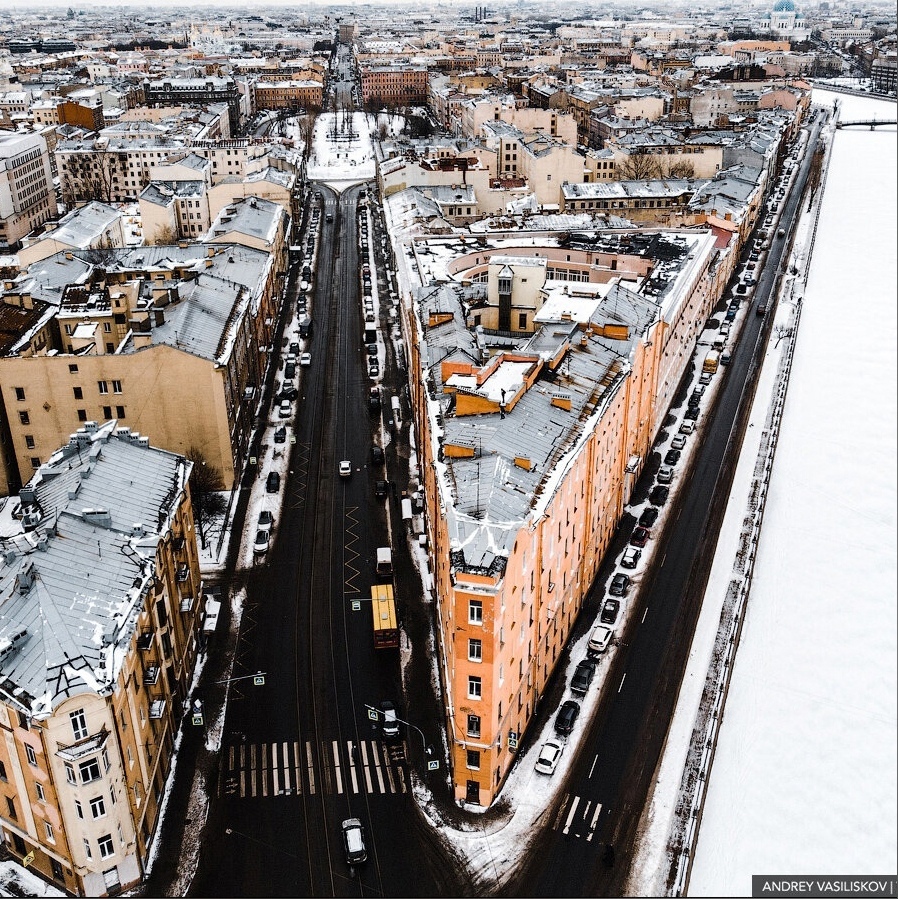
[
  {"x1": 587, "y1": 624, "x2": 614, "y2": 656},
  {"x1": 375, "y1": 547, "x2": 393, "y2": 577}
]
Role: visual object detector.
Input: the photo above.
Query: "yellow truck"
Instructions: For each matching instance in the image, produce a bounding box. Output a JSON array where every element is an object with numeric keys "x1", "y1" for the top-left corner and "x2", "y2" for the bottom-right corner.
[{"x1": 703, "y1": 350, "x2": 720, "y2": 374}]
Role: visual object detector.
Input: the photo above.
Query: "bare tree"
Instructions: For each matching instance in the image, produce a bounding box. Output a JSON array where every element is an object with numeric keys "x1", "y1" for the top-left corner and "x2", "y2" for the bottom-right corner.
[
  {"x1": 665, "y1": 159, "x2": 696, "y2": 179},
  {"x1": 618, "y1": 152, "x2": 663, "y2": 180},
  {"x1": 185, "y1": 447, "x2": 227, "y2": 549}
]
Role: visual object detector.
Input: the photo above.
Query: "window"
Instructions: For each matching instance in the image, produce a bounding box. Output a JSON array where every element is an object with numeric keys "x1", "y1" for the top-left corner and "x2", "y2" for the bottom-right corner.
[
  {"x1": 36, "y1": 783, "x2": 45, "y2": 802},
  {"x1": 31, "y1": 457, "x2": 41, "y2": 470},
  {"x1": 116, "y1": 405, "x2": 125, "y2": 418},
  {"x1": 98, "y1": 833, "x2": 114, "y2": 858},
  {"x1": 70, "y1": 708, "x2": 88, "y2": 740},
  {"x1": 102, "y1": 405, "x2": 112, "y2": 419},
  {"x1": 468, "y1": 600, "x2": 483, "y2": 624},
  {"x1": 103, "y1": 322, "x2": 111, "y2": 333},
  {"x1": 79, "y1": 757, "x2": 101, "y2": 783},
  {"x1": 466, "y1": 714, "x2": 481, "y2": 737},
  {"x1": 102, "y1": 748, "x2": 110, "y2": 772},
  {"x1": 112, "y1": 380, "x2": 122, "y2": 393},
  {"x1": 6, "y1": 796, "x2": 16, "y2": 819},
  {"x1": 83, "y1": 838, "x2": 92, "y2": 860},
  {"x1": 466, "y1": 749, "x2": 481, "y2": 769},
  {"x1": 518, "y1": 313, "x2": 527, "y2": 329},
  {"x1": 65, "y1": 762, "x2": 76, "y2": 785},
  {"x1": 90, "y1": 795, "x2": 106, "y2": 818},
  {"x1": 109, "y1": 784, "x2": 117, "y2": 805},
  {"x1": 45, "y1": 821, "x2": 54, "y2": 842},
  {"x1": 0, "y1": 760, "x2": 6, "y2": 781},
  {"x1": 467, "y1": 676, "x2": 482, "y2": 700},
  {"x1": 19, "y1": 411, "x2": 29, "y2": 426},
  {"x1": 468, "y1": 638, "x2": 482, "y2": 662},
  {"x1": 98, "y1": 380, "x2": 108, "y2": 394},
  {"x1": 25, "y1": 744, "x2": 37, "y2": 766},
  {"x1": 75, "y1": 799, "x2": 84, "y2": 819},
  {"x1": 24, "y1": 435, "x2": 35, "y2": 449},
  {"x1": 14, "y1": 387, "x2": 25, "y2": 401},
  {"x1": 73, "y1": 387, "x2": 83, "y2": 399},
  {"x1": 77, "y1": 409, "x2": 87, "y2": 422},
  {"x1": 68, "y1": 364, "x2": 79, "y2": 373}
]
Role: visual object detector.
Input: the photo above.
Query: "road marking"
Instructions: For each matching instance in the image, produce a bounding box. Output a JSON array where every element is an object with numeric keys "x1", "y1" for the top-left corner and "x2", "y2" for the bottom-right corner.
[
  {"x1": 282, "y1": 741, "x2": 290, "y2": 793},
  {"x1": 562, "y1": 795, "x2": 581, "y2": 834},
  {"x1": 587, "y1": 803, "x2": 603, "y2": 841},
  {"x1": 371, "y1": 741, "x2": 386, "y2": 793},
  {"x1": 347, "y1": 741, "x2": 359, "y2": 793},
  {"x1": 642, "y1": 607, "x2": 649, "y2": 623},
  {"x1": 588, "y1": 754, "x2": 599, "y2": 779},
  {"x1": 306, "y1": 741, "x2": 316, "y2": 795},
  {"x1": 360, "y1": 741, "x2": 373, "y2": 793},
  {"x1": 618, "y1": 673, "x2": 627, "y2": 693},
  {"x1": 333, "y1": 740, "x2": 343, "y2": 794},
  {"x1": 294, "y1": 741, "x2": 302, "y2": 795},
  {"x1": 271, "y1": 742, "x2": 278, "y2": 796}
]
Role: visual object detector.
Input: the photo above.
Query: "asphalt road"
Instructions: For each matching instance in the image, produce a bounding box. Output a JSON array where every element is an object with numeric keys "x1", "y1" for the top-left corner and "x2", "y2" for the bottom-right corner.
[{"x1": 505, "y1": 114, "x2": 824, "y2": 897}]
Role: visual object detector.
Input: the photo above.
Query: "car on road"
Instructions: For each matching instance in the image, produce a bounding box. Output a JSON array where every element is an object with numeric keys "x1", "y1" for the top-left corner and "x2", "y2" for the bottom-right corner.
[
  {"x1": 756, "y1": 302, "x2": 768, "y2": 317},
  {"x1": 684, "y1": 405, "x2": 700, "y2": 421},
  {"x1": 253, "y1": 528, "x2": 270, "y2": 556},
  {"x1": 277, "y1": 386, "x2": 298, "y2": 402},
  {"x1": 371, "y1": 445, "x2": 384, "y2": 464},
  {"x1": 721, "y1": 351, "x2": 732, "y2": 365},
  {"x1": 554, "y1": 699, "x2": 581, "y2": 735},
  {"x1": 588, "y1": 624, "x2": 614, "y2": 655},
  {"x1": 570, "y1": 659, "x2": 597, "y2": 695},
  {"x1": 671, "y1": 434, "x2": 687, "y2": 451},
  {"x1": 258, "y1": 510, "x2": 273, "y2": 528},
  {"x1": 341, "y1": 818, "x2": 367, "y2": 866},
  {"x1": 630, "y1": 526, "x2": 650, "y2": 547},
  {"x1": 375, "y1": 480, "x2": 389, "y2": 499},
  {"x1": 380, "y1": 700, "x2": 400, "y2": 742},
  {"x1": 266, "y1": 471, "x2": 280, "y2": 493},
  {"x1": 777, "y1": 228, "x2": 786, "y2": 237},
  {"x1": 274, "y1": 426, "x2": 287, "y2": 444},
  {"x1": 300, "y1": 352, "x2": 312, "y2": 366},
  {"x1": 664, "y1": 449, "x2": 681, "y2": 466},
  {"x1": 600, "y1": 598, "x2": 620, "y2": 625},
  {"x1": 638, "y1": 507, "x2": 659, "y2": 528},
  {"x1": 278, "y1": 400, "x2": 292, "y2": 417},
  {"x1": 609, "y1": 573, "x2": 630, "y2": 596},
  {"x1": 699, "y1": 371, "x2": 713, "y2": 386},
  {"x1": 649, "y1": 485, "x2": 669, "y2": 505},
  {"x1": 284, "y1": 362, "x2": 296, "y2": 380},
  {"x1": 725, "y1": 307, "x2": 737, "y2": 322},
  {"x1": 366, "y1": 343, "x2": 378, "y2": 357},
  {"x1": 534, "y1": 739, "x2": 565, "y2": 775},
  {"x1": 339, "y1": 460, "x2": 352, "y2": 478},
  {"x1": 289, "y1": 342, "x2": 300, "y2": 355},
  {"x1": 657, "y1": 465, "x2": 673, "y2": 485},
  {"x1": 621, "y1": 547, "x2": 641, "y2": 569},
  {"x1": 368, "y1": 360, "x2": 380, "y2": 378},
  {"x1": 679, "y1": 420, "x2": 695, "y2": 435}
]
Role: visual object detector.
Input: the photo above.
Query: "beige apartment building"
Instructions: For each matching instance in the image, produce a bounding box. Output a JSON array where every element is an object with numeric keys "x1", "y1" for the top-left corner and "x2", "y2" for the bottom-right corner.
[
  {"x1": 0, "y1": 132, "x2": 58, "y2": 252},
  {"x1": 0, "y1": 239, "x2": 281, "y2": 496},
  {"x1": 404, "y1": 231, "x2": 721, "y2": 805},
  {"x1": 0, "y1": 420, "x2": 202, "y2": 896}
]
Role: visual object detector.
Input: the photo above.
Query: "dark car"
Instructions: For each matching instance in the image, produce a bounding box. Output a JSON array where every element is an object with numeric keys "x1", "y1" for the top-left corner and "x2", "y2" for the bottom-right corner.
[
  {"x1": 369, "y1": 386, "x2": 381, "y2": 410},
  {"x1": 664, "y1": 449, "x2": 681, "y2": 466},
  {"x1": 684, "y1": 405, "x2": 700, "y2": 420},
  {"x1": 756, "y1": 302, "x2": 768, "y2": 316},
  {"x1": 289, "y1": 342, "x2": 300, "y2": 355},
  {"x1": 554, "y1": 699, "x2": 581, "y2": 735},
  {"x1": 630, "y1": 526, "x2": 650, "y2": 547},
  {"x1": 375, "y1": 480, "x2": 389, "y2": 499},
  {"x1": 725, "y1": 307, "x2": 737, "y2": 321},
  {"x1": 274, "y1": 426, "x2": 287, "y2": 444},
  {"x1": 278, "y1": 386, "x2": 298, "y2": 402},
  {"x1": 265, "y1": 471, "x2": 280, "y2": 493},
  {"x1": 600, "y1": 598, "x2": 620, "y2": 625},
  {"x1": 570, "y1": 659, "x2": 596, "y2": 695},
  {"x1": 284, "y1": 362, "x2": 296, "y2": 380},
  {"x1": 609, "y1": 573, "x2": 630, "y2": 596},
  {"x1": 372, "y1": 445, "x2": 384, "y2": 465},
  {"x1": 366, "y1": 343, "x2": 378, "y2": 357},
  {"x1": 639, "y1": 507, "x2": 659, "y2": 528},
  {"x1": 649, "y1": 485, "x2": 669, "y2": 505}
]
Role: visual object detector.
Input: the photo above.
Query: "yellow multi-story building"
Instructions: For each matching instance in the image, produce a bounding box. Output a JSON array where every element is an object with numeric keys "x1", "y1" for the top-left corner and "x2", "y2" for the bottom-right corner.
[
  {"x1": 403, "y1": 230, "x2": 721, "y2": 805},
  {"x1": 0, "y1": 419, "x2": 202, "y2": 895}
]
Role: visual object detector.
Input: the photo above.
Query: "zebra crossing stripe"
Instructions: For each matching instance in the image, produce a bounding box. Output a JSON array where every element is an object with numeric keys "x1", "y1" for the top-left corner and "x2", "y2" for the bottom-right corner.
[
  {"x1": 294, "y1": 741, "x2": 302, "y2": 795},
  {"x1": 562, "y1": 795, "x2": 580, "y2": 834},
  {"x1": 372, "y1": 743, "x2": 386, "y2": 793},
  {"x1": 306, "y1": 741, "x2": 316, "y2": 795},
  {"x1": 282, "y1": 741, "x2": 291, "y2": 793},
  {"x1": 271, "y1": 742, "x2": 279, "y2": 796},
  {"x1": 360, "y1": 741, "x2": 373, "y2": 793},
  {"x1": 332, "y1": 740, "x2": 343, "y2": 794},
  {"x1": 587, "y1": 803, "x2": 602, "y2": 841},
  {"x1": 347, "y1": 741, "x2": 359, "y2": 794}
]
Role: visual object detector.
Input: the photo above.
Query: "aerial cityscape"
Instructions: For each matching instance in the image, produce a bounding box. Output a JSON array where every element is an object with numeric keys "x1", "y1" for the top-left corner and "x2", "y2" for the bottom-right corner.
[{"x1": 0, "y1": 1, "x2": 894, "y2": 897}]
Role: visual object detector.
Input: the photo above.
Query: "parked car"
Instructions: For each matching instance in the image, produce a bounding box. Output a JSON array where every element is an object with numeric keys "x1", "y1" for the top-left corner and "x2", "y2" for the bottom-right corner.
[
  {"x1": 366, "y1": 343, "x2": 378, "y2": 357},
  {"x1": 534, "y1": 739, "x2": 565, "y2": 774},
  {"x1": 664, "y1": 449, "x2": 681, "y2": 466},
  {"x1": 372, "y1": 445, "x2": 384, "y2": 465},
  {"x1": 638, "y1": 507, "x2": 659, "y2": 528},
  {"x1": 369, "y1": 386, "x2": 381, "y2": 410},
  {"x1": 258, "y1": 510, "x2": 273, "y2": 527},
  {"x1": 253, "y1": 528, "x2": 270, "y2": 556},
  {"x1": 721, "y1": 351, "x2": 732, "y2": 366},
  {"x1": 300, "y1": 352, "x2": 312, "y2": 366},
  {"x1": 630, "y1": 526, "x2": 650, "y2": 547},
  {"x1": 380, "y1": 700, "x2": 400, "y2": 742},
  {"x1": 375, "y1": 480, "x2": 389, "y2": 499},
  {"x1": 657, "y1": 465, "x2": 673, "y2": 484},
  {"x1": 649, "y1": 485, "x2": 669, "y2": 505},
  {"x1": 609, "y1": 573, "x2": 630, "y2": 596},
  {"x1": 554, "y1": 700, "x2": 581, "y2": 735},
  {"x1": 278, "y1": 400, "x2": 292, "y2": 418},
  {"x1": 570, "y1": 659, "x2": 597, "y2": 695},
  {"x1": 699, "y1": 371, "x2": 713, "y2": 386},
  {"x1": 278, "y1": 386, "x2": 298, "y2": 402},
  {"x1": 339, "y1": 460, "x2": 352, "y2": 478},
  {"x1": 284, "y1": 362, "x2": 297, "y2": 380},
  {"x1": 725, "y1": 307, "x2": 737, "y2": 322},
  {"x1": 671, "y1": 434, "x2": 687, "y2": 450},
  {"x1": 341, "y1": 818, "x2": 367, "y2": 866},
  {"x1": 684, "y1": 405, "x2": 700, "y2": 421},
  {"x1": 587, "y1": 624, "x2": 614, "y2": 656},
  {"x1": 289, "y1": 342, "x2": 300, "y2": 355},
  {"x1": 368, "y1": 361, "x2": 380, "y2": 378},
  {"x1": 266, "y1": 471, "x2": 280, "y2": 493},
  {"x1": 621, "y1": 547, "x2": 641, "y2": 569},
  {"x1": 274, "y1": 426, "x2": 287, "y2": 444},
  {"x1": 600, "y1": 598, "x2": 620, "y2": 625},
  {"x1": 679, "y1": 420, "x2": 695, "y2": 435}
]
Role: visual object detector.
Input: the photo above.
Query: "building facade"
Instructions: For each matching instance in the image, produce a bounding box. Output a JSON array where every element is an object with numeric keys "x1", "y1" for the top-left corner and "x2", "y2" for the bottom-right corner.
[{"x1": 0, "y1": 132, "x2": 58, "y2": 252}]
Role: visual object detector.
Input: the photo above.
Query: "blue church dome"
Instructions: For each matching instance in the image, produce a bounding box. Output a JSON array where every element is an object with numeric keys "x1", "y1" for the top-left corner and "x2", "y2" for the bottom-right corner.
[{"x1": 772, "y1": 0, "x2": 797, "y2": 11}]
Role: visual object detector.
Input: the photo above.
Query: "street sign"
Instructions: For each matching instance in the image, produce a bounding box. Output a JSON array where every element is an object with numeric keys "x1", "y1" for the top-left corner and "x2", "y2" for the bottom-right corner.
[
  {"x1": 367, "y1": 707, "x2": 379, "y2": 721},
  {"x1": 192, "y1": 713, "x2": 204, "y2": 726},
  {"x1": 290, "y1": 435, "x2": 296, "y2": 444},
  {"x1": 351, "y1": 600, "x2": 361, "y2": 611},
  {"x1": 23, "y1": 851, "x2": 34, "y2": 867},
  {"x1": 508, "y1": 731, "x2": 518, "y2": 750},
  {"x1": 249, "y1": 456, "x2": 257, "y2": 466},
  {"x1": 253, "y1": 675, "x2": 265, "y2": 686},
  {"x1": 427, "y1": 760, "x2": 439, "y2": 771}
]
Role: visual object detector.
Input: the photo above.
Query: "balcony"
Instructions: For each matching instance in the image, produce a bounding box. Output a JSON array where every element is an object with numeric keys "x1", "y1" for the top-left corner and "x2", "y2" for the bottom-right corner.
[
  {"x1": 171, "y1": 535, "x2": 185, "y2": 553},
  {"x1": 143, "y1": 665, "x2": 160, "y2": 686},
  {"x1": 176, "y1": 565, "x2": 189, "y2": 583},
  {"x1": 136, "y1": 630, "x2": 153, "y2": 651},
  {"x1": 149, "y1": 699, "x2": 166, "y2": 720}
]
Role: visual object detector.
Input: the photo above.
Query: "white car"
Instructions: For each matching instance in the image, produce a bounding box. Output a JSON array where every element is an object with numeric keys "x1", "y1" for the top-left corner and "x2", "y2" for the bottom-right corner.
[
  {"x1": 339, "y1": 460, "x2": 352, "y2": 478},
  {"x1": 534, "y1": 740, "x2": 564, "y2": 775},
  {"x1": 679, "y1": 420, "x2": 695, "y2": 435},
  {"x1": 253, "y1": 528, "x2": 270, "y2": 556},
  {"x1": 278, "y1": 400, "x2": 292, "y2": 417},
  {"x1": 300, "y1": 352, "x2": 312, "y2": 367}
]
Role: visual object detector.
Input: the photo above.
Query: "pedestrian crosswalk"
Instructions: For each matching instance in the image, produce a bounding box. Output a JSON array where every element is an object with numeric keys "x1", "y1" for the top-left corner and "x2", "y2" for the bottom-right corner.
[
  {"x1": 220, "y1": 738, "x2": 409, "y2": 799},
  {"x1": 552, "y1": 792, "x2": 603, "y2": 841}
]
